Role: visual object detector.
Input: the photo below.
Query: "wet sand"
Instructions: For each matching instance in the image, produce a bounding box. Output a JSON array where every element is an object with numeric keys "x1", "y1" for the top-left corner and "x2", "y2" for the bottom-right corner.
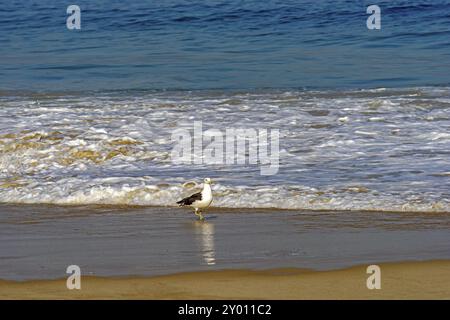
[
  {"x1": 1, "y1": 260, "x2": 449, "y2": 299},
  {"x1": 0, "y1": 204, "x2": 449, "y2": 299}
]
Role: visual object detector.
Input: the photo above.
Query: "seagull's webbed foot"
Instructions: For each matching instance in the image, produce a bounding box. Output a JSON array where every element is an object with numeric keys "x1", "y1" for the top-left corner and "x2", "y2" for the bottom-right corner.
[
  {"x1": 194, "y1": 208, "x2": 203, "y2": 221},
  {"x1": 194, "y1": 208, "x2": 205, "y2": 221}
]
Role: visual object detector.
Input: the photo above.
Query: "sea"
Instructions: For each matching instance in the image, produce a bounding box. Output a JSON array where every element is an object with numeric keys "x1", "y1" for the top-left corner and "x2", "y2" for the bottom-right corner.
[{"x1": 0, "y1": 0, "x2": 449, "y2": 213}]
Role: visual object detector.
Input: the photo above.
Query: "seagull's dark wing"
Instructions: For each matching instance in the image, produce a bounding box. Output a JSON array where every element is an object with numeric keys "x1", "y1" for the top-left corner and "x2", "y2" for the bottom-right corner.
[{"x1": 177, "y1": 192, "x2": 202, "y2": 206}]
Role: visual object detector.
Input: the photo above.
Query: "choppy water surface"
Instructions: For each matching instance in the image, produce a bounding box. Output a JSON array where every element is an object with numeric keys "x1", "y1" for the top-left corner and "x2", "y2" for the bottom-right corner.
[
  {"x1": 1, "y1": 0, "x2": 450, "y2": 90},
  {"x1": 0, "y1": 87, "x2": 449, "y2": 212}
]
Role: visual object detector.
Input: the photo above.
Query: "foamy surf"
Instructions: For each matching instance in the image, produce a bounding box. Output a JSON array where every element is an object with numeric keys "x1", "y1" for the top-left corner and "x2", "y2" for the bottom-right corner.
[
  {"x1": 0, "y1": 87, "x2": 449, "y2": 213},
  {"x1": 0, "y1": 179, "x2": 448, "y2": 213}
]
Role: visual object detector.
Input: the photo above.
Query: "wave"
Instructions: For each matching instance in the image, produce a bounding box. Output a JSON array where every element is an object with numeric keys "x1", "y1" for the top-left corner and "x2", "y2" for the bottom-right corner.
[
  {"x1": 0, "y1": 87, "x2": 449, "y2": 213},
  {"x1": 0, "y1": 178, "x2": 448, "y2": 213}
]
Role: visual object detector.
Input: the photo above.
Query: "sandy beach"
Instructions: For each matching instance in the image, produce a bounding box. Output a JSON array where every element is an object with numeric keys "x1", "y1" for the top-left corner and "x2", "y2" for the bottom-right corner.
[
  {"x1": 0, "y1": 204, "x2": 449, "y2": 299},
  {"x1": 2, "y1": 0, "x2": 450, "y2": 304},
  {"x1": 1, "y1": 260, "x2": 449, "y2": 299}
]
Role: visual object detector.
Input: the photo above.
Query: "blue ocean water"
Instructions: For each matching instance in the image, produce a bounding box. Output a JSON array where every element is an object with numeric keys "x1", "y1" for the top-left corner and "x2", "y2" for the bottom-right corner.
[{"x1": 0, "y1": 0, "x2": 449, "y2": 91}]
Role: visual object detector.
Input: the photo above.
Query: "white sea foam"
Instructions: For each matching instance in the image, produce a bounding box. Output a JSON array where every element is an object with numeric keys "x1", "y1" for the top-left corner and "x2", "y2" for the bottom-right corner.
[
  {"x1": 0, "y1": 87, "x2": 449, "y2": 212},
  {"x1": 0, "y1": 179, "x2": 448, "y2": 213}
]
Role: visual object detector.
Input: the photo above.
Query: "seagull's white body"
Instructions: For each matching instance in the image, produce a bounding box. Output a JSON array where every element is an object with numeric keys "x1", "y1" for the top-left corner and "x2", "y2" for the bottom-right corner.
[
  {"x1": 177, "y1": 178, "x2": 213, "y2": 220},
  {"x1": 192, "y1": 182, "x2": 213, "y2": 209}
]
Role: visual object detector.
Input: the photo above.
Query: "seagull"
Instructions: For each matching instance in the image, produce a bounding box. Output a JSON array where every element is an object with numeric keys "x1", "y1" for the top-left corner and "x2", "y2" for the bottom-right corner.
[{"x1": 177, "y1": 178, "x2": 213, "y2": 220}]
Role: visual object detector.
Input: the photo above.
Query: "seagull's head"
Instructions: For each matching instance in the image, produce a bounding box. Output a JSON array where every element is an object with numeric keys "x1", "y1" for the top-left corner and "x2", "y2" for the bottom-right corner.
[{"x1": 204, "y1": 177, "x2": 212, "y2": 185}]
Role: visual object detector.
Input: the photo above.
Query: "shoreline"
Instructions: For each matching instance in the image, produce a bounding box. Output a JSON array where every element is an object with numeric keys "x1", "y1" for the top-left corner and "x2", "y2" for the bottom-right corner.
[
  {"x1": 0, "y1": 202, "x2": 448, "y2": 215},
  {"x1": 1, "y1": 260, "x2": 449, "y2": 299},
  {"x1": 1, "y1": 204, "x2": 450, "y2": 281}
]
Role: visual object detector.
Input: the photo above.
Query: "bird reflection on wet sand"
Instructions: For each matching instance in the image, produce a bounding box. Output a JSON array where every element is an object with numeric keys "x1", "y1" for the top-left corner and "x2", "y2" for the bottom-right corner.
[{"x1": 193, "y1": 221, "x2": 216, "y2": 266}]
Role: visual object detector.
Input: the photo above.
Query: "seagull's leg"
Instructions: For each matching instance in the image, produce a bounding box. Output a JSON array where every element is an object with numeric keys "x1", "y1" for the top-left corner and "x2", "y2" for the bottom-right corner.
[
  {"x1": 194, "y1": 208, "x2": 200, "y2": 219},
  {"x1": 198, "y1": 210, "x2": 205, "y2": 221}
]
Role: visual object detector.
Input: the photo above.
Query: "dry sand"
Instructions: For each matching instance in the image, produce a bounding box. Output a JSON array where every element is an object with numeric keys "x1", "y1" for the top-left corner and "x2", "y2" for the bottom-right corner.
[{"x1": 1, "y1": 260, "x2": 449, "y2": 300}]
